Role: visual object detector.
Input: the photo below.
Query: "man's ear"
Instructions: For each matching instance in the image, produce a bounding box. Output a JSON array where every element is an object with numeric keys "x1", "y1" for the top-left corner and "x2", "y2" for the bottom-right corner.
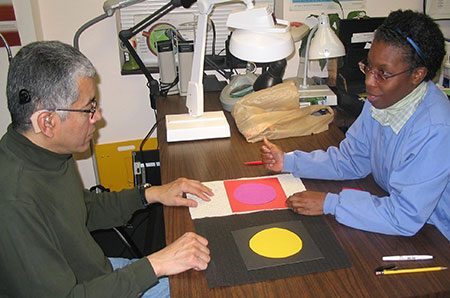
[
  {"x1": 412, "y1": 67, "x2": 428, "y2": 84},
  {"x1": 31, "y1": 111, "x2": 55, "y2": 136}
]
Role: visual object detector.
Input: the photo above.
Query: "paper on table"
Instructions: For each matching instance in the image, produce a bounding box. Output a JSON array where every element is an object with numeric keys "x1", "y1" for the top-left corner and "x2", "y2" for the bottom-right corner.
[{"x1": 188, "y1": 174, "x2": 306, "y2": 219}]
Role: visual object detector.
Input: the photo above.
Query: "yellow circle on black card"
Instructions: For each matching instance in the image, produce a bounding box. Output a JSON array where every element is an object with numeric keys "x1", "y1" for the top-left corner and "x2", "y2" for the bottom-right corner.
[{"x1": 249, "y1": 227, "x2": 302, "y2": 258}]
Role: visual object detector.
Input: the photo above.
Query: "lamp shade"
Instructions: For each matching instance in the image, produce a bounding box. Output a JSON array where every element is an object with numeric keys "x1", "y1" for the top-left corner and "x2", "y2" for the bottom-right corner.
[
  {"x1": 229, "y1": 29, "x2": 294, "y2": 63},
  {"x1": 308, "y1": 14, "x2": 345, "y2": 60},
  {"x1": 227, "y1": 5, "x2": 294, "y2": 63}
]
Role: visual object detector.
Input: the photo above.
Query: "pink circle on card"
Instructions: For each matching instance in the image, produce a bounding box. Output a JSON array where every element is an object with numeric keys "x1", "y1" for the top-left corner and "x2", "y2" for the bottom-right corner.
[{"x1": 233, "y1": 183, "x2": 276, "y2": 205}]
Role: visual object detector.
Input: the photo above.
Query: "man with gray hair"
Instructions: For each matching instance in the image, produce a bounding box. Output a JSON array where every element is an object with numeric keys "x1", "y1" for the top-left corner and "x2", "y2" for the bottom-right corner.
[{"x1": 0, "y1": 41, "x2": 213, "y2": 297}]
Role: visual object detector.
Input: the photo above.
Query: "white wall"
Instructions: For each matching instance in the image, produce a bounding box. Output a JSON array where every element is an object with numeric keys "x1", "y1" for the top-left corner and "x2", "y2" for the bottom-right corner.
[{"x1": 1, "y1": 0, "x2": 448, "y2": 188}]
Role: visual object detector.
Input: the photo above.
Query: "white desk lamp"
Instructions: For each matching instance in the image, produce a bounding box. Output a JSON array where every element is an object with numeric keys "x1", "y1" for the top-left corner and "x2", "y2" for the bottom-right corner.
[
  {"x1": 299, "y1": 13, "x2": 345, "y2": 105},
  {"x1": 166, "y1": 0, "x2": 294, "y2": 142}
]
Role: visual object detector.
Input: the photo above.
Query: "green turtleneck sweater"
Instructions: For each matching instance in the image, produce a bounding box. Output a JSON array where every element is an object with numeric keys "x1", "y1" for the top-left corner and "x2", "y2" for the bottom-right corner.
[{"x1": 0, "y1": 125, "x2": 157, "y2": 297}]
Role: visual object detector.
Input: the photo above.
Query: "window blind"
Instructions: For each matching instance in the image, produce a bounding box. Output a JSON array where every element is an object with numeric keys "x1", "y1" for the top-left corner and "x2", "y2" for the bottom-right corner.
[{"x1": 117, "y1": 0, "x2": 273, "y2": 66}]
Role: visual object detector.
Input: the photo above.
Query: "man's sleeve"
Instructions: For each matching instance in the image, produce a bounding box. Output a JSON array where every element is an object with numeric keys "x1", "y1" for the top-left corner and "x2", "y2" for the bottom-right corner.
[
  {"x1": 83, "y1": 188, "x2": 144, "y2": 231},
  {"x1": 0, "y1": 202, "x2": 158, "y2": 298}
]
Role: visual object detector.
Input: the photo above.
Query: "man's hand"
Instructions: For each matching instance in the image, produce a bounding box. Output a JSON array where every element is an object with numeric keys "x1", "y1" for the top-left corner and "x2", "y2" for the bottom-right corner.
[
  {"x1": 147, "y1": 232, "x2": 210, "y2": 277},
  {"x1": 145, "y1": 178, "x2": 213, "y2": 207},
  {"x1": 260, "y1": 138, "x2": 285, "y2": 172},
  {"x1": 286, "y1": 191, "x2": 327, "y2": 215}
]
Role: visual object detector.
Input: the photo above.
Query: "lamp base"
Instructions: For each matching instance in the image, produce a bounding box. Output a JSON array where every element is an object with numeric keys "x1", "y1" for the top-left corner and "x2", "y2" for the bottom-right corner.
[
  {"x1": 299, "y1": 84, "x2": 337, "y2": 106},
  {"x1": 166, "y1": 111, "x2": 231, "y2": 142}
]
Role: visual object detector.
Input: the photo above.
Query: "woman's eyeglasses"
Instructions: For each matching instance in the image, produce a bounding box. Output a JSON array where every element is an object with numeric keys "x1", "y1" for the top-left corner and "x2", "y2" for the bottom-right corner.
[
  {"x1": 50, "y1": 99, "x2": 97, "y2": 119},
  {"x1": 358, "y1": 59, "x2": 414, "y2": 83}
]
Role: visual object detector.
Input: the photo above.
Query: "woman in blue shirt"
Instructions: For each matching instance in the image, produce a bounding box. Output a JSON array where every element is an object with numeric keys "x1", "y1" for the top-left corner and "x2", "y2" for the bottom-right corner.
[{"x1": 260, "y1": 10, "x2": 450, "y2": 240}]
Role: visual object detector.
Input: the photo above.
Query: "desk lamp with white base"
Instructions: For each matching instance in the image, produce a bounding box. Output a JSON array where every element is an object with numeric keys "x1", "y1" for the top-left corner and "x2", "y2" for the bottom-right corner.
[
  {"x1": 298, "y1": 13, "x2": 345, "y2": 106},
  {"x1": 166, "y1": 0, "x2": 294, "y2": 142}
]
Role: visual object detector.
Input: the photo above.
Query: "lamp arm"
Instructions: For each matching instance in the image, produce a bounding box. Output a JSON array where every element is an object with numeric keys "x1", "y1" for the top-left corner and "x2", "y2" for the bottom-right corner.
[
  {"x1": 118, "y1": 0, "x2": 197, "y2": 109},
  {"x1": 125, "y1": 2, "x2": 177, "y2": 36},
  {"x1": 118, "y1": 2, "x2": 180, "y2": 109},
  {"x1": 73, "y1": 12, "x2": 119, "y2": 189},
  {"x1": 75, "y1": 1, "x2": 149, "y2": 49},
  {"x1": 186, "y1": 10, "x2": 208, "y2": 116},
  {"x1": 197, "y1": 0, "x2": 252, "y2": 14},
  {"x1": 186, "y1": 0, "x2": 253, "y2": 116},
  {"x1": 301, "y1": 24, "x2": 317, "y2": 89},
  {"x1": 0, "y1": 33, "x2": 12, "y2": 62},
  {"x1": 74, "y1": 13, "x2": 110, "y2": 50}
]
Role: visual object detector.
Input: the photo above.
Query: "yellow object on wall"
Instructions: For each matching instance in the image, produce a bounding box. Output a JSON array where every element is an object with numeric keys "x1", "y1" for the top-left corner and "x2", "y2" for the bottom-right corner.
[{"x1": 95, "y1": 138, "x2": 157, "y2": 191}]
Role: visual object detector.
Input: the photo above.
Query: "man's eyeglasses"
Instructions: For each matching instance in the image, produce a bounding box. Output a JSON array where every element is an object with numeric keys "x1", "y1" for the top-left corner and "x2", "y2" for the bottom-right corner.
[
  {"x1": 358, "y1": 59, "x2": 414, "y2": 83},
  {"x1": 50, "y1": 99, "x2": 97, "y2": 119}
]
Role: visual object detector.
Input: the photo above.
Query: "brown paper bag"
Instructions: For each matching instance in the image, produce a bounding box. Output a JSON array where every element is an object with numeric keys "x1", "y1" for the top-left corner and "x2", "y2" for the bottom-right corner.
[{"x1": 232, "y1": 81, "x2": 334, "y2": 143}]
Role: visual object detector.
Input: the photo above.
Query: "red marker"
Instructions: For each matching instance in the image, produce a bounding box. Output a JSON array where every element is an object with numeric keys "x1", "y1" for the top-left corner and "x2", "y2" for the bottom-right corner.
[{"x1": 244, "y1": 160, "x2": 264, "y2": 166}]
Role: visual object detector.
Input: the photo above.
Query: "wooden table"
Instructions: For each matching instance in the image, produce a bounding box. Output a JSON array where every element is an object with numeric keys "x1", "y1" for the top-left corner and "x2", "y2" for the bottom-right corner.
[{"x1": 156, "y1": 92, "x2": 450, "y2": 297}]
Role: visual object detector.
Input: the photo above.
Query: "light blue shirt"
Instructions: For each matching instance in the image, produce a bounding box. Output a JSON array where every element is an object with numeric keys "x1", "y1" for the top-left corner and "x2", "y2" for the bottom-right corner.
[{"x1": 284, "y1": 81, "x2": 450, "y2": 240}]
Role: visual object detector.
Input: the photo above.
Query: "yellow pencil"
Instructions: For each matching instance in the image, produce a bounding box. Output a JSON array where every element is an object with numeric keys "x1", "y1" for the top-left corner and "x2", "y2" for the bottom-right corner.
[{"x1": 379, "y1": 266, "x2": 447, "y2": 275}]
